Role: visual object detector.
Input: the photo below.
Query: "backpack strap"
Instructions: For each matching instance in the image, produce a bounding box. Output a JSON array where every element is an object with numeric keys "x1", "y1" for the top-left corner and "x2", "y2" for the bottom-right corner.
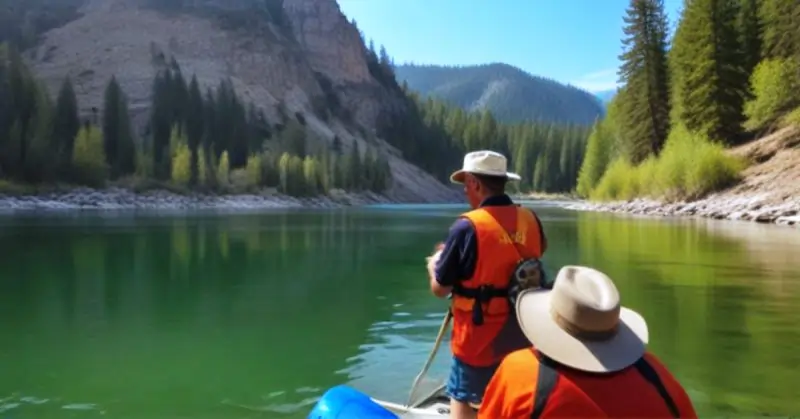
[
  {"x1": 633, "y1": 357, "x2": 681, "y2": 418},
  {"x1": 530, "y1": 352, "x2": 559, "y2": 419},
  {"x1": 530, "y1": 354, "x2": 681, "y2": 419}
]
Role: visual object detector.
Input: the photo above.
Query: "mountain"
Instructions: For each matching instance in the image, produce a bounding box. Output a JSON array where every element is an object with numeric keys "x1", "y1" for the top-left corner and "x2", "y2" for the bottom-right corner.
[
  {"x1": 0, "y1": 0, "x2": 460, "y2": 202},
  {"x1": 393, "y1": 63, "x2": 605, "y2": 125},
  {"x1": 594, "y1": 88, "x2": 618, "y2": 106}
]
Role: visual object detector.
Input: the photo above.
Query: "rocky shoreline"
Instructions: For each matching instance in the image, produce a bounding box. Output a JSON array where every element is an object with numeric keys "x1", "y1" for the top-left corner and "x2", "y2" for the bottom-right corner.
[
  {"x1": 0, "y1": 187, "x2": 403, "y2": 212},
  {"x1": 566, "y1": 194, "x2": 800, "y2": 227}
]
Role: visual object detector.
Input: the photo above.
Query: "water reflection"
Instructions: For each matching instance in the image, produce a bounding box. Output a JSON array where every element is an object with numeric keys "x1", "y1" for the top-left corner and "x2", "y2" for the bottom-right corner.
[
  {"x1": 0, "y1": 207, "x2": 798, "y2": 417},
  {"x1": 0, "y1": 210, "x2": 452, "y2": 418},
  {"x1": 574, "y1": 211, "x2": 800, "y2": 416}
]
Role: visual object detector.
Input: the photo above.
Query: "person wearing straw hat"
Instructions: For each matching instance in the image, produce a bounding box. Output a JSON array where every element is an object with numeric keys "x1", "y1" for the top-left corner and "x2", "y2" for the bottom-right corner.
[
  {"x1": 477, "y1": 266, "x2": 698, "y2": 419},
  {"x1": 426, "y1": 150, "x2": 549, "y2": 419}
]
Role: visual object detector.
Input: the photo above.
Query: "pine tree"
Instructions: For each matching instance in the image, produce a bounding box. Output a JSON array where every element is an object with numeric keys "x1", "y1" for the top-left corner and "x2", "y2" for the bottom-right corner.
[
  {"x1": 150, "y1": 72, "x2": 172, "y2": 180},
  {"x1": 737, "y1": 0, "x2": 763, "y2": 79},
  {"x1": 576, "y1": 121, "x2": 611, "y2": 197},
  {"x1": 617, "y1": 0, "x2": 671, "y2": 162},
  {"x1": 186, "y1": 75, "x2": 204, "y2": 185},
  {"x1": 671, "y1": 0, "x2": 747, "y2": 144},
  {"x1": 52, "y1": 77, "x2": 80, "y2": 175},
  {"x1": 102, "y1": 76, "x2": 135, "y2": 178},
  {"x1": 759, "y1": 0, "x2": 800, "y2": 60}
]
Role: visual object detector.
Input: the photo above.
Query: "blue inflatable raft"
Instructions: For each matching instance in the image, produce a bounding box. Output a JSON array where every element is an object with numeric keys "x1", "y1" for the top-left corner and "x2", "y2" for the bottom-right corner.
[{"x1": 308, "y1": 384, "x2": 451, "y2": 418}]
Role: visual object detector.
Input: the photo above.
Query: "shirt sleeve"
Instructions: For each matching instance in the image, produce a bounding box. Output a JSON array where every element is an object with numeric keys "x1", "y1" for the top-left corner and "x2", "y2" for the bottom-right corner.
[{"x1": 434, "y1": 217, "x2": 478, "y2": 287}]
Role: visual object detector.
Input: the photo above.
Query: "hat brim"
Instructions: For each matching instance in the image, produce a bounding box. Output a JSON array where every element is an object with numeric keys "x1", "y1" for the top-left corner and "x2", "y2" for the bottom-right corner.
[
  {"x1": 516, "y1": 289, "x2": 649, "y2": 373},
  {"x1": 449, "y1": 170, "x2": 522, "y2": 184}
]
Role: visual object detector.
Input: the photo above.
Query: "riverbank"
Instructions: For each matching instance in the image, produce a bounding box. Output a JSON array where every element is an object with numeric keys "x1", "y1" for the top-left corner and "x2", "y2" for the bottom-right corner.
[
  {"x1": 513, "y1": 192, "x2": 582, "y2": 201},
  {"x1": 567, "y1": 194, "x2": 800, "y2": 226},
  {"x1": 568, "y1": 126, "x2": 800, "y2": 227},
  {"x1": 0, "y1": 186, "x2": 403, "y2": 212}
]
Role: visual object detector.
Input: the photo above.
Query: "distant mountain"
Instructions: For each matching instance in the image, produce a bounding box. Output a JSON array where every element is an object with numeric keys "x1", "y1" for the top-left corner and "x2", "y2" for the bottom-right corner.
[
  {"x1": 394, "y1": 63, "x2": 605, "y2": 125},
  {"x1": 594, "y1": 88, "x2": 618, "y2": 106}
]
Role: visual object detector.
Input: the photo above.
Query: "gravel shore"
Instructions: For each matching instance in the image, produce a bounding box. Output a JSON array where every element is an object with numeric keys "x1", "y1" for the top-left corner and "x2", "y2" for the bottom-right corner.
[
  {"x1": 566, "y1": 194, "x2": 800, "y2": 227},
  {"x1": 0, "y1": 187, "x2": 397, "y2": 212}
]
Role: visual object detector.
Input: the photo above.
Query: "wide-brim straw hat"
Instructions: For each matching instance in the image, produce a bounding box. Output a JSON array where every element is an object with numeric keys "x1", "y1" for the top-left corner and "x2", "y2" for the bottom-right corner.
[
  {"x1": 516, "y1": 265, "x2": 649, "y2": 373},
  {"x1": 450, "y1": 150, "x2": 521, "y2": 184}
]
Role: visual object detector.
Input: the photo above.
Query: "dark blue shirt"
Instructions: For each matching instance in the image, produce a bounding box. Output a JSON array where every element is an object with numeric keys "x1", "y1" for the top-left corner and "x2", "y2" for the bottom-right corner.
[{"x1": 434, "y1": 194, "x2": 547, "y2": 287}]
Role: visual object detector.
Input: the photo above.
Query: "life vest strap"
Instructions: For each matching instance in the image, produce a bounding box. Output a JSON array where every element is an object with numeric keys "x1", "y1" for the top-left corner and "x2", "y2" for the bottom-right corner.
[
  {"x1": 633, "y1": 357, "x2": 680, "y2": 418},
  {"x1": 452, "y1": 284, "x2": 508, "y2": 326},
  {"x1": 531, "y1": 354, "x2": 559, "y2": 419},
  {"x1": 529, "y1": 352, "x2": 681, "y2": 419}
]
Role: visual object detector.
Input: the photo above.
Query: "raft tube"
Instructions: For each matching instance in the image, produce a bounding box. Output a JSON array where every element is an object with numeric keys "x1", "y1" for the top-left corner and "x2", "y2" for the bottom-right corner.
[{"x1": 307, "y1": 385, "x2": 398, "y2": 419}]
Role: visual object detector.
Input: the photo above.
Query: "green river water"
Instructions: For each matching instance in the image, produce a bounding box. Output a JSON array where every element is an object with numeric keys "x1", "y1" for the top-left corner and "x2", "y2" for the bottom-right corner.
[{"x1": 0, "y1": 202, "x2": 799, "y2": 418}]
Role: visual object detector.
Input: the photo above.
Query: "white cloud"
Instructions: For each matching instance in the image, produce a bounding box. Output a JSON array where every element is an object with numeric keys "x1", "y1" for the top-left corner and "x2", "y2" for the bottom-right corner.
[{"x1": 570, "y1": 68, "x2": 621, "y2": 93}]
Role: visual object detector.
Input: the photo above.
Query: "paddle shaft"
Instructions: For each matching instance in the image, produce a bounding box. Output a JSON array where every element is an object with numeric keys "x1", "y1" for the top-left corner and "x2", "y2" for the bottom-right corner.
[{"x1": 406, "y1": 308, "x2": 453, "y2": 407}]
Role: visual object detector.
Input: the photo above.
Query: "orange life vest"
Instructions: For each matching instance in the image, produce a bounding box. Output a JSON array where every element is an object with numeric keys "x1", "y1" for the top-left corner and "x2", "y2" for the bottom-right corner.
[
  {"x1": 450, "y1": 206, "x2": 544, "y2": 367},
  {"x1": 478, "y1": 348, "x2": 699, "y2": 419}
]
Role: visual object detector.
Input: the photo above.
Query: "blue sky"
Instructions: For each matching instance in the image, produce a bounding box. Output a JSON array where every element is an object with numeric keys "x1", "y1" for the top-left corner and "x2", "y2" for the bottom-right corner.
[{"x1": 337, "y1": 0, "x2": 683, "y2": 93}]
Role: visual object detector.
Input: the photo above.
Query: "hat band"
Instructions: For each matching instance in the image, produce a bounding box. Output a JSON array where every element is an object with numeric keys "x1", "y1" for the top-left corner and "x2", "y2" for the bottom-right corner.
[{"x1": 550, "y1": 306, "x2": 619, "y2": 342}]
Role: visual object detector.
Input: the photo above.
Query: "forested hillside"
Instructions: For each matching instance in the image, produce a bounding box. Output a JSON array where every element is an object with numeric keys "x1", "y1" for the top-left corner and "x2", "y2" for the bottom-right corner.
[
  {"x1": 0, "y1": 45, "x2": 391, "y2": 196},
  {"x1": 577, "y1": 0, "x2": 800, "y2": 203},
  {"x1": 394, "y1": 63, "x2": 605, "y2": 125},
  {"x1": 0, "y1": 0, "x2": 591, "y2": 199},
  {"x1": 385, "y1": 91, "x2": 590, "y2": 192}
]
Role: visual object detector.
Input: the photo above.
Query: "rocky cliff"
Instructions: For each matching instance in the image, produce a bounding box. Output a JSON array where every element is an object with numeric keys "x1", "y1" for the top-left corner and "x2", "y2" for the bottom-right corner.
[{"x1": 19, "y1": 0, "x2": 459, "y2": 203}]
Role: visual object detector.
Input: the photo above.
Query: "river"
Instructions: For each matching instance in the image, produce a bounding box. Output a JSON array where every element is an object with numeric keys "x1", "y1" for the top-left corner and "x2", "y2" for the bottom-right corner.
[{"x1": 0, "y1": 202, "x2": 798, "y2": 418}]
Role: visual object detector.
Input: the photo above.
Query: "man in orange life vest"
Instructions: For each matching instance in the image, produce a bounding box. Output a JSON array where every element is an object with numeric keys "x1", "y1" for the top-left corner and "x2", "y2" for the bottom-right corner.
[
  {"x1": 478, "y1": 266, "x2": 698, "y2": 419},
  {"x1": 426, "y1": 150, "x2": 548, "y2": 419}
]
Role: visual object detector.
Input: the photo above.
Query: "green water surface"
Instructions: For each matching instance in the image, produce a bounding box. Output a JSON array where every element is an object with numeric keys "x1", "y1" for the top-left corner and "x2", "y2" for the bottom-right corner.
[{"x1": 0, "y1": 203, "x2": 799, "y2": 418}]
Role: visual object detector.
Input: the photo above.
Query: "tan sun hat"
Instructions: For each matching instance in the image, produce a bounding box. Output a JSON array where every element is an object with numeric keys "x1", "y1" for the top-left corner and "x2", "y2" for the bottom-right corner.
[
  {"x1": 449, "y1": 150, "x2": 521, "y2": 184},
  {"x1": 516, "y1": 265, "x2": 649, "y2": 373}
]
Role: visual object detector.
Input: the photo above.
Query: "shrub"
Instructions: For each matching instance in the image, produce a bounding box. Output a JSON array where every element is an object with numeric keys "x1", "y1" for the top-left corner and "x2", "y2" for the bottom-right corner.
[
  {"x1": 783, "y1": 106, "x2": 800, "y2": 127},
  {"x1": 217, "y1": 151, "x2": 230, "y2": 185},
  {"x1": 71, "y1": 125, "x2": 108, "y2": 187},
  {"x1": 171, "y1": 143, "x2": 191, "y2": 185},
  {"x1": 589, "y1": 125, "x2": 745, "y2": 202},
  {"x1": 245, "y1": 154, "x2": 263, "y2": 187},
  {"x1": 590, "y1": 158, "x2": 639, "y2": 201},
  {"x1": 743, "y1": 58, "x2": 800, "y2": 131}
]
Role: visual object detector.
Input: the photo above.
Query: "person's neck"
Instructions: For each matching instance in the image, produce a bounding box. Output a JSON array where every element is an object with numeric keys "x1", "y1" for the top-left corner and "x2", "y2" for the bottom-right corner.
[
  {"x1": 480, "y1": 192, "x2": 506, "y2": 201},
  {"x1": 476, "y1": 193, "x2": 506, "y2": 207}
]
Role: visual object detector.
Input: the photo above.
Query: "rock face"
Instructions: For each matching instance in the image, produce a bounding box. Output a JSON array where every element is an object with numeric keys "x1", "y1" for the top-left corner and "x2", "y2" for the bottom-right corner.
[
  {"x1": 22, "y1": 0, "x2": 460, "y2": 203},
  {"x1": 284, "y1": 0, "x2": 372, "y2": 85}
]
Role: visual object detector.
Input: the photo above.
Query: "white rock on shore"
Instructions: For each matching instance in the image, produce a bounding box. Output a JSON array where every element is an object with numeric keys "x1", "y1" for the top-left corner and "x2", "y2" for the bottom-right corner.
[
  {"x1": 0, "y1": 187, "x2": 396, "y2": 212},
  {"x1": 566, "y1": 195, "x2": 800, "y2": 227}
]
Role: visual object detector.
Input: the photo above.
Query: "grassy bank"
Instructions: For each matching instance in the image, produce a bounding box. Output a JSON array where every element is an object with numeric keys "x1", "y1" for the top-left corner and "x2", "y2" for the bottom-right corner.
[{"x1": 589, "y1": 126, "x2": 746, "y2": 202}]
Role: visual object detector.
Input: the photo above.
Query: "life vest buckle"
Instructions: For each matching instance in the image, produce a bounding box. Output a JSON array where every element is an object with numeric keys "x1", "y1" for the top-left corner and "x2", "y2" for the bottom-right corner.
[{"x1": 508, "y1": 258, "x2": 548, "y2": 307}]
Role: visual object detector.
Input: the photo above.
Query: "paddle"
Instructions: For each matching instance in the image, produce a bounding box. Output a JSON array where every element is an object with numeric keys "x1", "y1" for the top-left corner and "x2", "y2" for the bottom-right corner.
[{"x1": 406, "y1": 308, "x2": 453, "y2": 407}]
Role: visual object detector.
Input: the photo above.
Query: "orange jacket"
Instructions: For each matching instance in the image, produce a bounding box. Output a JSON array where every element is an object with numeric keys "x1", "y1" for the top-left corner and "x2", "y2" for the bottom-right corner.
[
  {"x1": 450, "y1": 206, "x2": 544, "y2": 367},
  {"x1": 479, "y1": 348, "x2": 698, "y2": 418}
]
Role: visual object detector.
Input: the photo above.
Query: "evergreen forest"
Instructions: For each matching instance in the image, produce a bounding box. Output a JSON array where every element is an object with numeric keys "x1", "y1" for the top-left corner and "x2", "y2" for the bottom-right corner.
[
  {"x1": 4, "y1": 0, "x2": 796, "y2": 201},
  {"x1": 0, "y1": 28, "x2": 589, "y2": 197},
  {"x1": 576, "y1": 0, "x2": 800, "y2": 202}
]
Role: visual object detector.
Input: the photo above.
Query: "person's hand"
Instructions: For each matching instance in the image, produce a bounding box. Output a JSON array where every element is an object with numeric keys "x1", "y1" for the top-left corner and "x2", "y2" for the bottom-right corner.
[
  {"x1": 426, "y1": 242, "x2": 444, "y2": 278},
  {"x1": 425, "y1": 242, "x2": 444, "y2": 265}
]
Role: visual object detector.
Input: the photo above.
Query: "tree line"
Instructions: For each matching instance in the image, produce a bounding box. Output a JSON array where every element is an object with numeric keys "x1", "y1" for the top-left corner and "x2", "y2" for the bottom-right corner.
[
  {"x1": 3, "y1": 23, "x2": 593, "y2": 198},
  {"x1": 355, "y1": 21, "x2": 592, "y2": 195},
  {"x1": 392, "y1": 63, "x2": 605, "y2": 126},
  {"x1": 0, "y1": 45, "x2": 391, "y2": 196},
  {"x1": 377, "y1": 90, "x2": 590, "y2": 194},
  {"x1": 577, "y1": 0, "x2": 800, "y2": 202}
]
